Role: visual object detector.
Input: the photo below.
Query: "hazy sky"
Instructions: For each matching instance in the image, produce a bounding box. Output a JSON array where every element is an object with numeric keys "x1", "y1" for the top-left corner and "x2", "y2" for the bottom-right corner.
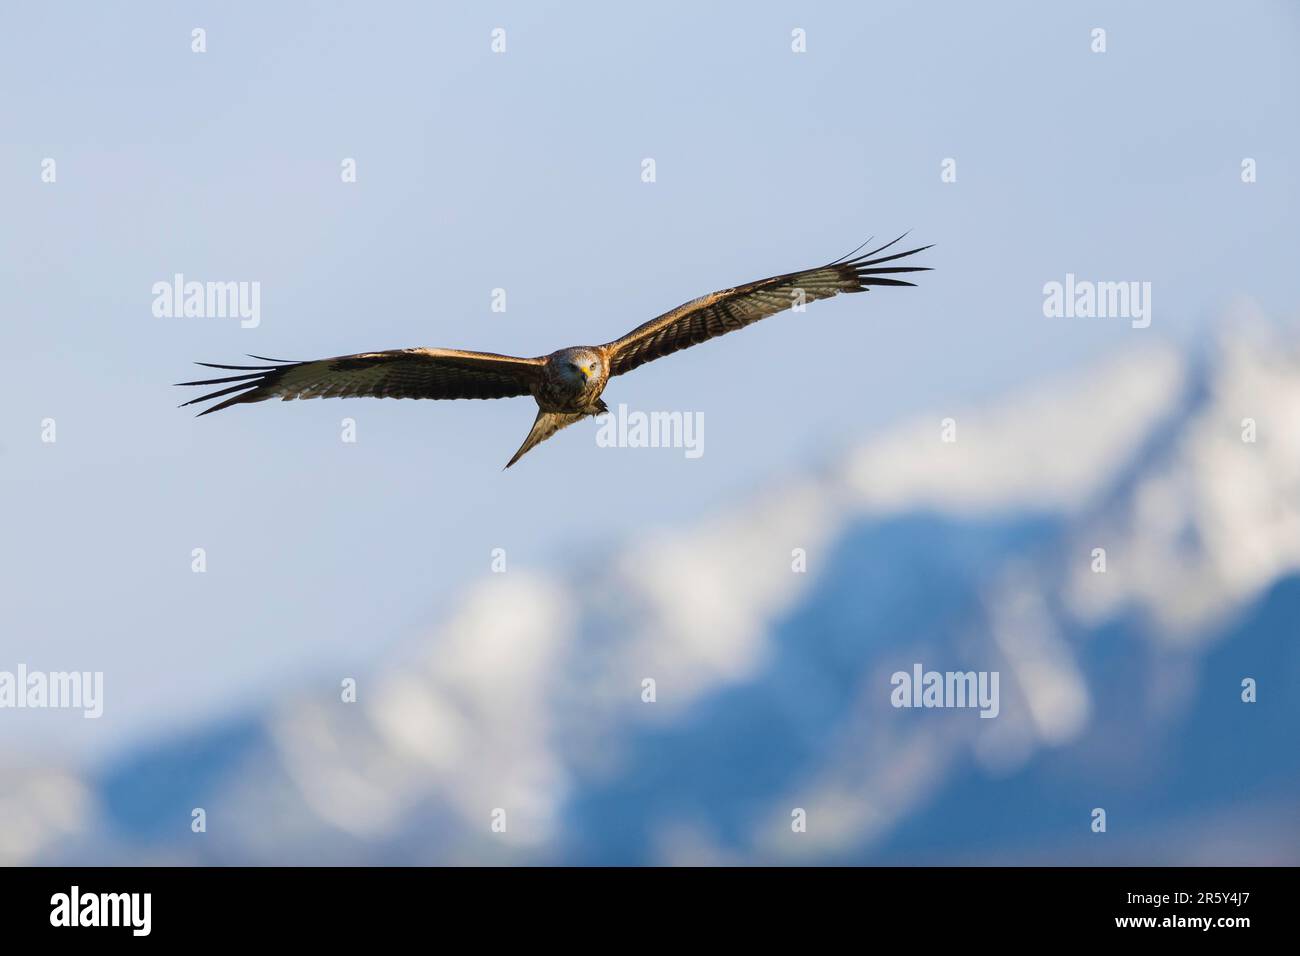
[{"x1": 2, "y1": 0, "x2": 1297, "y2": 764}]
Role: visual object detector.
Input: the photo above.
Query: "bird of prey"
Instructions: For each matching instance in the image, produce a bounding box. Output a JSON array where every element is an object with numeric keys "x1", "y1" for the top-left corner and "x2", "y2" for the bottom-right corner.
[{"x1": 178, "y1": 236, "x2": 930, "y2": 467}]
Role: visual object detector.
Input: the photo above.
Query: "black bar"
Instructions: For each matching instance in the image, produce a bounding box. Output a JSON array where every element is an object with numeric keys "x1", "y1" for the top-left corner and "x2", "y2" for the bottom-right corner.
[{"x1": 0, "y1": 866, "x2": 1285, "y2": 941}]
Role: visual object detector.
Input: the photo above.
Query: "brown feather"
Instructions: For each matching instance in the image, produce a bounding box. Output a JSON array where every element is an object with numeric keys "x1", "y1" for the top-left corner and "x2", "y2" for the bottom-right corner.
[
  {"x1": 603, "y1": 236, "x2": 931, "y2": 377},
  {"x1": 177, "y1": 348, "x2": 544, "y2": 416},
  {"x1": 504, "y1": 409, "x2": 587, "y2": 469}
]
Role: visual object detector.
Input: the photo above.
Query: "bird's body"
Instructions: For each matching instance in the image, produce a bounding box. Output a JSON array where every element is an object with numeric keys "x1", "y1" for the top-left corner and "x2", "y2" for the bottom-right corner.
[
  {"x1": 178, "y1": 236, "x2": 931, "y2": 467},
  {"x1": 511, "y1": 346, "x2": 610, "y2": 467},
  {"x1": 536, "y1": 346, "x2": 609, "y2": 413}
]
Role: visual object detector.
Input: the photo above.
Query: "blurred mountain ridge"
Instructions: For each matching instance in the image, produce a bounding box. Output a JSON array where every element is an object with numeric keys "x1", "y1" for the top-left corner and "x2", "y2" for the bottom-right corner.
[{"x1": 5, "y1": 325, "x2": 1299, "y2": 865}]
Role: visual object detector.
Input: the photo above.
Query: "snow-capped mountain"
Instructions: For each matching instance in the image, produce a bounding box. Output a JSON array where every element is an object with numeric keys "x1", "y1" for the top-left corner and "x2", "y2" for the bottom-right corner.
[{"x1": 8, "y1": 326, "x2": 1299, "y2": 865}]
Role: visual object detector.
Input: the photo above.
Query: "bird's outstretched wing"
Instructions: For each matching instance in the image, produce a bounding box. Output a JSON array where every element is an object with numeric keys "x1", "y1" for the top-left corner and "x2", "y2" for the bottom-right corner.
[
  {"x1": 177, "y1": 347, "x2": 544, "y2": 416},
  {"x1": 602, "y1": 235, "x2": 931, "y2": 377}
]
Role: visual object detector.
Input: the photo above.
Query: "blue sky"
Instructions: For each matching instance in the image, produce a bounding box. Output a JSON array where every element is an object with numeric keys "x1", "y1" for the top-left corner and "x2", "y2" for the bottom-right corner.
[{"x1": 1, "y1": 0, "x2": 1297, "y2": 765}]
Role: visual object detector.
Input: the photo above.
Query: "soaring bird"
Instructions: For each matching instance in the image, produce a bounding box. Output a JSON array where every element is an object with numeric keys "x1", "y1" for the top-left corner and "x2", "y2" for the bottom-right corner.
[{"x1": 177, "y1": 236, "x2": 930, "y2": 467}]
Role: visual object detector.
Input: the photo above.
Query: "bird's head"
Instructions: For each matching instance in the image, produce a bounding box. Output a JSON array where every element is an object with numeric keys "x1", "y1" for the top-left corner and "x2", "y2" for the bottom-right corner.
[{"x1": 557, "y1": 349, "x2": 603, "y2": 385}]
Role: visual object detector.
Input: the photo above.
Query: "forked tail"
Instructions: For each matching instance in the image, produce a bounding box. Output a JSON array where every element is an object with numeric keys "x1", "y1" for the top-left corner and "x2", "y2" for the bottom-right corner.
[{"x1": 505, "y1": 408, "x2": 587, "y2": 468}]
